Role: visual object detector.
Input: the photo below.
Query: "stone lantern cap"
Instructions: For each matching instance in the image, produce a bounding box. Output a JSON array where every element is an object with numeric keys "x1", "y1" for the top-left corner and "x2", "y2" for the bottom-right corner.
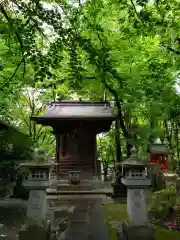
[
  {"x1": 20, "y1": 161, "x2": 58, "y2": 170},
  {"x1": 20, "y1": 162, "x2": 52, "y2": 168},
  {"x1": 121, "y1": 147, "x2": 146, "y2": 168}
]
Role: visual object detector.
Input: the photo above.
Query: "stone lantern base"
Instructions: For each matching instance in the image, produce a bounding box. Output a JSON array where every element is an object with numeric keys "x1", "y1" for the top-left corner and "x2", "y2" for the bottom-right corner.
[
  {"x1": 119, "y1": 221, "x2": 155, "y2": 240},
  {"x1": 18, "y1": 222, "x2": 51, "y2": 240}
]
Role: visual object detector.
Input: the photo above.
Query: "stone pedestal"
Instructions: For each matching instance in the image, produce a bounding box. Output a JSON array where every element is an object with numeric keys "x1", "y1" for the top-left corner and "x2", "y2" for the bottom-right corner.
[
  {"x1": 144, "y1": 188, "x2": 152, "y2": 206},
  {"x1": 127, "y1": 188, "x2": 148, "y2": 226},
  {"x1": 120, "y1": 147, "x2": 154, "y2": 240},
  {"x1": 27, "y1": 190, "x2": 47, "y2": 223},
  {"x1": 119, "y1": 186, "x2": 155, "y2": 240},
  {"x1": 120, "y1": 182, "x2": 154, "y2": 240}
]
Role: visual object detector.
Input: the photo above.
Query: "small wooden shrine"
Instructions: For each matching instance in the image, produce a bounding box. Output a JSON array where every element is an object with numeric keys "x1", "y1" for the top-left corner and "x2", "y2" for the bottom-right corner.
[
  {"x1": 147, "y1": 143, "x2": 177, "y2": 189},
  {"x1": 147, "y1": 143, "x2": 169, "y2": 172},
  {"x1": 31, "y1": 100, "x2": 115, "y2": 179}
]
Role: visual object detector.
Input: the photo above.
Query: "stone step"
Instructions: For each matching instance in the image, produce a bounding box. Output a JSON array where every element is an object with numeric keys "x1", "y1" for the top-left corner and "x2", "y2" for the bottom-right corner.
[
  {"x1": 58, "y1": 160, "x2": 92, "y2": 164},
  {"x1": 57, "y1": 161, "x2": 92, "y2": 165},
  {"x1": 56, "y1": 184, "x2": 93, "y2": 191},
  {"x1": 58, "y1": 168, "x2": 93, "y2": 172},
  {"x1": 46, "y1": 188, "x2": 113, "y2": 195},
  {"x1": 57, "y1": 179, "x2": 103, "y2": 184},
  {"x1": 58, "y1": 169, "x2": 93, "y2": 174},
  {"x1": 58, "y1": 166, "x2": 93, "y2": 169},
  {"x1": 59, "y1": 157, "x2": 93, "y2": 160},
  {"x1": 57, "y1": 164, "x2": 92, "y2": 168},
  {"x1": 58, "y1": 164, "x2": 93, "y2": 169}
]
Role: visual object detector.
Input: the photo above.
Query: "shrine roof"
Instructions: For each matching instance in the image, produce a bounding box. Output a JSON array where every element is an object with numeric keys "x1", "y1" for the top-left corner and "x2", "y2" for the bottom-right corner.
[{"x1": 31, "y1": 100, "x2": 116, "y2": 120}]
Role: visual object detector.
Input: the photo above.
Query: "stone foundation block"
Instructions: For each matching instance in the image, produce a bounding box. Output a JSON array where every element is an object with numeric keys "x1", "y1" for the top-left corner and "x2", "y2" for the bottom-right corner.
[
  {"x1": 119, "y1": 221, "x2": 155, "y2": 240},
  {"x1": 18, "y1": 223, "x2": 51, "y2": 240}
]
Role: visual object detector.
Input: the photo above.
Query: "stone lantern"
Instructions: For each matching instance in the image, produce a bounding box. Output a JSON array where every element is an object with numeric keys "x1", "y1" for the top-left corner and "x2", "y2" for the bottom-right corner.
[
  {"x1": 120, "y1": 147, "x2": 154, "y2": 240},
  {"x1": 21, "y1": 162, "x2": 51, "y2": 221},
  {"x1": 19, "y1": 149, "x2": 57, "y2": 240}
]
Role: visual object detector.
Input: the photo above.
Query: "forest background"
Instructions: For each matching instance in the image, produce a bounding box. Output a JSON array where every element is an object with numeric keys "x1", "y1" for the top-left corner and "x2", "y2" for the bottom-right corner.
[{"x1": 1, "y1": 0, "x2": 180, "y2": 177}]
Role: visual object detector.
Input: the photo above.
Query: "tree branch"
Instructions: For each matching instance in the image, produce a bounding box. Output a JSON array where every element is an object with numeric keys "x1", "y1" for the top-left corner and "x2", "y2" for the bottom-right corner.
[
  {"x1": 16, "y1": 100, "x2": 31, "y2": 130},
  {"x1": 36, "y1": 126, "x2": 44, "y2": 140},
  {"x1": 167, "y1": 47, "x2": 180, "y2": 55},
  {"x1": 0, "y1": 3, "x2": 26, "y2": 80},
  {"x1": 8, "y1": 58, "x2": 24, "y2": 82},
  {"x1": 130, "y1": 0, "x2": 143, "y2": 23}
]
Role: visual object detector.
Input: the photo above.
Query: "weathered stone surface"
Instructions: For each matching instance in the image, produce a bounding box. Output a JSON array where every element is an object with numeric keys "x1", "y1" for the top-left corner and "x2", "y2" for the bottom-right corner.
[
  {"x1": 62, "y1": 200, "x2": 89, "y2": 240},
  {"x1": 88, "y1": 199, "x2": 110, "y2": 240},
  {"x1": 56, "y1": 184, "x2": 93, "y2": 191},
  {"x1": 18, "y1": 223, "x2": 51, "y2": 240},
  {"x1": 127, "y1": 188, "x2": 148, "y2": 226},
  {"x1": 26, "y1": 190, "x2": 47, "y2": 224},
  {"x1": 55, "y1": 198, "x2": 110, "y2": 240},
  {"x1": 144, "y1": 188, "x2": 152, "y2": 206}
]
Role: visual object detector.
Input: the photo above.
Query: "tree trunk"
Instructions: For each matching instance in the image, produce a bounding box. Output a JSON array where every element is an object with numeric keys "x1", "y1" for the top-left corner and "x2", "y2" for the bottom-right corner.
[
  {"x1": 149, "y1": 117, "x2": 155, "y2": 143},
  {"x1": 100, "y1": 78, "x2": 132, "y2": 157},
  {"x1": 175, "y1": 122, "x2": 179, "y2": 159},
  {"x1": 116, "y1": 105, "x2": 132, "y2": 157},
  {"x1": 115, "y1": 115, "x2": 122, "y2": 162},
  {"x1": 164, "y1": 120, "x2": 173, "y2": 150}
]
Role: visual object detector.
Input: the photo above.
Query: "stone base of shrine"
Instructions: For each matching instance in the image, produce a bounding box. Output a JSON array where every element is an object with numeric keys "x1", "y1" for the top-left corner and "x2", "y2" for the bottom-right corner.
[
  {"x1": 119, "y1": 221, "x2": 155, "y2": 240},
  {"x1": 46, "y1": 179, "x2": 111, "y2": 240},
  {"x1": 47, "y1": 179, "x2": 113, "y2": 196},
  {"x1": 56, "y1": 183, "x2": 93, "y2": 191}
]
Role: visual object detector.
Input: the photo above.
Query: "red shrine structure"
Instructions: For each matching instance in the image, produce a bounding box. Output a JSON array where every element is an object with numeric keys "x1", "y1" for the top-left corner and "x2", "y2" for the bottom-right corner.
[
  {"x1": 147, "y1": 144, "x2": 169, "y2": 172},
  {"x1": 31, "y1": 100, "x2": 115, "y2": 179}
]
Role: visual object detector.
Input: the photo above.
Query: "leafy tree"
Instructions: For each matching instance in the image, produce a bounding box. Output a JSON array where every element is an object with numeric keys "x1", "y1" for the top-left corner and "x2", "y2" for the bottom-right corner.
[
  {"x1": 13, "y1": 87, "x2": 56, "y2": 156},
  {"x1": 97, "y1": 131, "x2": 116, "y2": 180},
  {"x1": 1, "y1": 0, "x2": 180, "y2": 170},
  {"x1": 0, "y1": 121, "x2": 33, "y2": 194}
]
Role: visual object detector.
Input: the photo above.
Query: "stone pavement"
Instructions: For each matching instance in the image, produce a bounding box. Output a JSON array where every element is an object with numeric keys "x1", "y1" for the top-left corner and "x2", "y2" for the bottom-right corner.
[
  {"x1": 60, "y1": 198, "x2": 110, "y2": 240},
  {"x1": 88, "y1": 199, "x2": 110, "y2": 240}
]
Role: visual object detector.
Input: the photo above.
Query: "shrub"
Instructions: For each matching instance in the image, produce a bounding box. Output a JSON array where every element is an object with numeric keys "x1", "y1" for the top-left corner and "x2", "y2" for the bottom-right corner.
[
  {"x1": 0, "y1": 125, "x2": 34, "y2": 198},
  {"x1": 148, "y1": 185, "x2": 177, "y2": 221}
]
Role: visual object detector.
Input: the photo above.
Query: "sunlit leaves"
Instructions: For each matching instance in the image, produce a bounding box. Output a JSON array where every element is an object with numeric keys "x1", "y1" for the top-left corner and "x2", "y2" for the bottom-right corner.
[{"x1": 1, "y1": 0, "x2": 180, "y2": 162}]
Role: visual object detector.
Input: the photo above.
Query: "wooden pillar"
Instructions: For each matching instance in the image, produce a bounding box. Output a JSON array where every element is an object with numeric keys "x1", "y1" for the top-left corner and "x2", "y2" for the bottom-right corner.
[
  {"x1": 60, "y1": 134, "x2": 65, "y2": 157},
  {"x1": 56, "y1": 134, "x2": 60, "y2": 179},
  {"x1": 93, "y1": 135, "x2": 97, "y2": 177}
]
